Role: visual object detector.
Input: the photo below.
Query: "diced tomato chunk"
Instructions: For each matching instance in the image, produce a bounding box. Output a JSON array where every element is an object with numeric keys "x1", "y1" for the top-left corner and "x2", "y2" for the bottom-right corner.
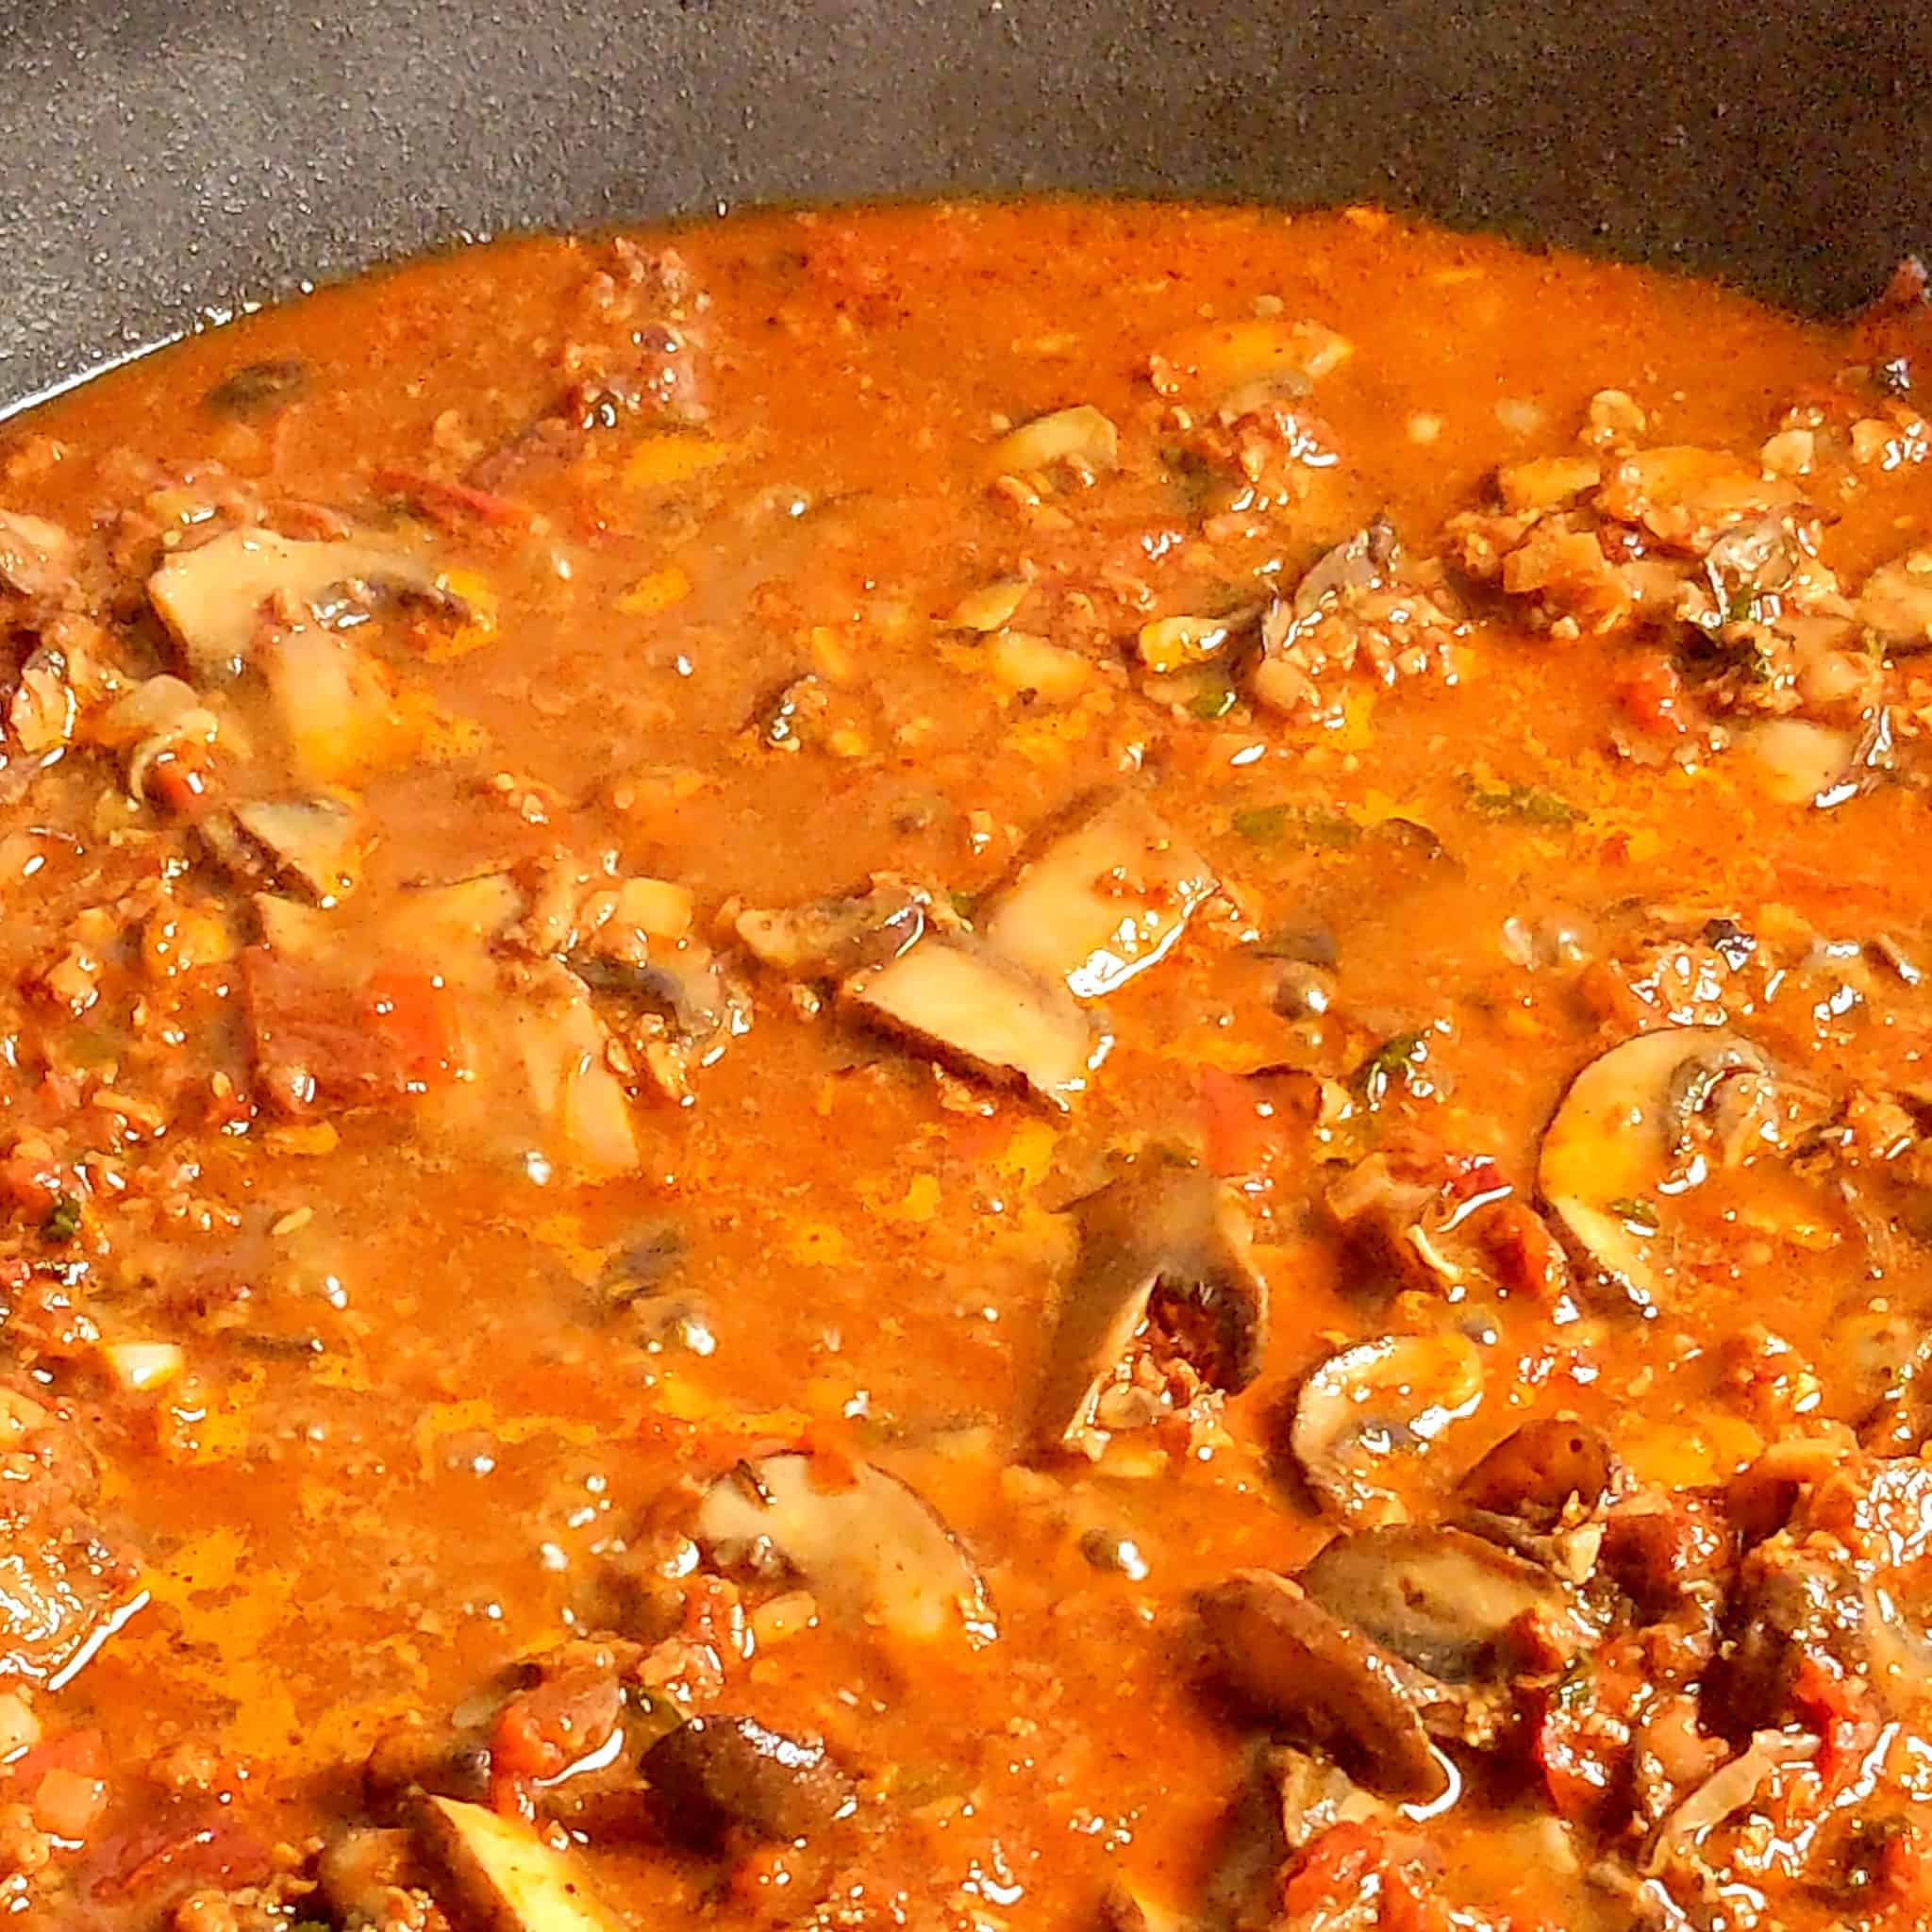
[
  {"x1": 33, "y1": 1765, "x2": 107, "y2": 1840},
  {"x1": 1280, "y1": 1820, "x2": 1385, "y2": 1918},
  {"x1": 1617, "y1": 651, "x2": 1684, "y2": 733},
  {"x1": 364, "y1": 965, "x2": 466, "y2": 1086}
]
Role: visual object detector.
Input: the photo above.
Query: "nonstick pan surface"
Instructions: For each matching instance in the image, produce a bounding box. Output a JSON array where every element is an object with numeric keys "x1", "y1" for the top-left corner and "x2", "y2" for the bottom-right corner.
[{"x1": 2, "y1": 0, "x2": 1929, "y2": 410}]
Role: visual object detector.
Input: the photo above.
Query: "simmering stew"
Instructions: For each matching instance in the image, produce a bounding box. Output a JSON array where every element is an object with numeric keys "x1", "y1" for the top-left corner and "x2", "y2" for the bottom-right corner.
[{"x1": 3, "y1": 201, "x2": 1932, "y2": 1931}]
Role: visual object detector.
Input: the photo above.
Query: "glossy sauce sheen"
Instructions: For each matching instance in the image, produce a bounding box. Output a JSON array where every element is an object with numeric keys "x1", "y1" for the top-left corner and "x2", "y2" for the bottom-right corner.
[{"x1": 0, "y1": 203, "x2": 1930, "y2": 1930}]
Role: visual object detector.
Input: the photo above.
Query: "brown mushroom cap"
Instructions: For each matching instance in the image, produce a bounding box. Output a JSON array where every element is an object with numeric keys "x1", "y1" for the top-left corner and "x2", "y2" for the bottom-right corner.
[
  {"x1": 644, "y1": 1714, "x2": 853, "y2": 1846},
  {"x1": 1034, "y1": 1157, "x2": 1268, "y2": 1456},
  {"x1": 1198, "y1": 1569, "x2": 1451, "y2": 1804},
  {"x1": 1456, "y1": 1418, "x2": 1616, "y2": 1531}
]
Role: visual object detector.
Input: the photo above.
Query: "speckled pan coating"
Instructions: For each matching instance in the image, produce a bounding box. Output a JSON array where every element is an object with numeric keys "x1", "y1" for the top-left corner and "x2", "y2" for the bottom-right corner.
[{"x1": 1, "y1": 0, "x2": 1927, "y2": 409}]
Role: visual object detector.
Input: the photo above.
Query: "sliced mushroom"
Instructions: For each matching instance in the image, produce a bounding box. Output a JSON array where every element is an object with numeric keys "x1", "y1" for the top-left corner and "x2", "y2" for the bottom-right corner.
[
  {"x1": 988, "y1": 404, "x2": 1120, "y2": 477},
  {"x1": 148, "y1": 528, "x2": 461, "y2": 678},
  {"x1": 410, "y1": 1794, "x2": 625, "y2": 1932},
  {"x1": 199, "y1": 795, "x2": 362, "y2": 905},
  {"x1": 1293, "y1": 517, "x2": 1400, "y2": 618},
  {"x1": 1290, "y1": 1331, "x2": 1485, "y2": 1525},
  {"x1": 1298, "y1": 1524, "x2": 1579, "y2": 1683},
  {"x1": 736, "y1": 876, "x2": 931, "y2": 980},
  {"x1": 1858, "y1": 549, "x2": 1932, "y2": 651},
  {"x1": 1035, "y1": 1158, "x2": 1267, "y2": 1456},
  {"x1": 983, "y1": 793, "x2": 1217, "y2": 1000},
  {"x1": 694, "y1": 1452, "x2": 994, "y2": 1647},
  {"x1": 1538, "y1": 1026, "x2": 1769, "y2": 1307},
  {"x1": 643, "y1": 1713, "x2": 853, "y2": 1846},
  {"x1": 1198, "y1": 1570, "x2": 1450, "y2": 1803},
  {"x1": 843, "y1": 937, "x2": 1096, "y2": 1108},
  {"x1": 1253, "y1": 516, "x2": 1401, "y2": 671}
]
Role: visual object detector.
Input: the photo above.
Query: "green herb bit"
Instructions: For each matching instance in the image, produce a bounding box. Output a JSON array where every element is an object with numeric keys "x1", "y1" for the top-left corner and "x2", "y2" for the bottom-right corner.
[
  {"x1": 1232, "y1": 804, "x2": 1360, "y2": 848},
  {"x1": 947, "y1": 889, "x2": 981, "y2": 924},
  {"x1": 1190, "y1": 683, "x2": 1239, "y2": 721},
  {"x1": 1463, "y1": 776, "x2": 1583, "y2": 828},
  {"x1": 1607, "y1": 1196, "x2": 1660, "y2": 1230},
  {"x1": 42, "y1": 1193, "x2": 82, "y2": 1245},
  {"x1": 1555, "y1": 1657, "x2": 1595, "y2": 1710},
  {"x1": 1353, "y1": 1030, "x2": 1428, "y2": 1108}
]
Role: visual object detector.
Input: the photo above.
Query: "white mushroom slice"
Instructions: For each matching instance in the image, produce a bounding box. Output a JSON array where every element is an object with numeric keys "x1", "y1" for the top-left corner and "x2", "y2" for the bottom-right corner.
[
  {"x1": 844, "y1": 938, "x2": 1095, "y2": 1107},
  {"x1": 1291, "y1": 1332, "x2": 1485, "y2": 1525},
  {"x1": 695, "y1": 1452, "x2": 994, "y2": 1647},
  {"x1": 1538, "y1": 1025, "x2": 1769, "y2": 1306},
  {"x1": 508, "y1": 965, "x2": 641, "y2": 1180},
  {"x1": 1858, "y1": 550, "x2": 1932, "y2": 651},
  {"x1": 148, "y1": 528, "x2": 458, "y2": 678},
  {"x1": 1036, "y1": 1158, "x2": 1267, "y2": 1456},
  {"x1": 983, "y1": 794, "x2": 1216, "y2": 1000},
  {"x1": 411, "y1": 1795, "x2": 625, "y2": 1932},
  {"x1": 200, "y1": 796, "x2": 363, "y2": 905},
  {"x1": 989, "y1": 404, "x2": 1120, "y2": 477}
]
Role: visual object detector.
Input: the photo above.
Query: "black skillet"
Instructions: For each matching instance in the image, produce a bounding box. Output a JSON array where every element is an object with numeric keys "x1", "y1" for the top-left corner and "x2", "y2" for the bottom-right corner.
[{"x1": 1, "y1": 0, "x2": 1929, "y2": 411}]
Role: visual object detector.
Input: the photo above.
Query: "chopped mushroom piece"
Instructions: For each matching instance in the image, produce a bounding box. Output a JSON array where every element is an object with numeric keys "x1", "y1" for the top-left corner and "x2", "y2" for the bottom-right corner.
[
  {"x1": 1150, "y1": 315, "x2": 1353, "y2": 411},
  {"x1": 148, "y1": 527, "x2": 460, "y2": 678},
  {"x1": 1034, "y1": 1157, "x2": 1268, "y2": 1456},
  {"x1": 1740, "y1": 714, "x2": 1885, "y2": 808},
  {"x1": 1198, "y1": 1570, "x2": 1451, "y2": 1804},
  {"x1": 694, "y1": 1452, "x2": 994, "y2": 1648},
  {"x1": 1857, "y1": 549, "x2": 1932, "y2": 650},
  {"x1": 410, "y1": 1794, "x2": 625, "y2": 1932},
  {"x1": 736, "y1": 876, "x2": 931, "y2": 979},
  {"x1": 1298, "y1": 1524, "x2": 1582, "y2": 1682},
  {"x1": 983, "y1": 793, "x2": 1217, "y2": 999},
  {"x1": 199, "y1": 795, "x2": 362, "y2": 905},
  {"x1": 1291, "y1": 1332, "x2": 1485, "y2": 1525},
  {"x1": 1287, "y1": 517, "x2": 1400, "y2": 622},
  {"x1": 643, "y1": 1713, "x2": 853, "y2": 1846},
  {"x1": 989, "y1": 404, "x2": 1121, "y2": 477},
  {"x1": 843, "y1": 937, "x2": 1096, "y2": 1108},
  {"x1": 0, "y1": 509, "x2": 76, "y2": 603},
  {"x1": 1539, "y1": 1026, "x2": 1770, "y2": 1307}
]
